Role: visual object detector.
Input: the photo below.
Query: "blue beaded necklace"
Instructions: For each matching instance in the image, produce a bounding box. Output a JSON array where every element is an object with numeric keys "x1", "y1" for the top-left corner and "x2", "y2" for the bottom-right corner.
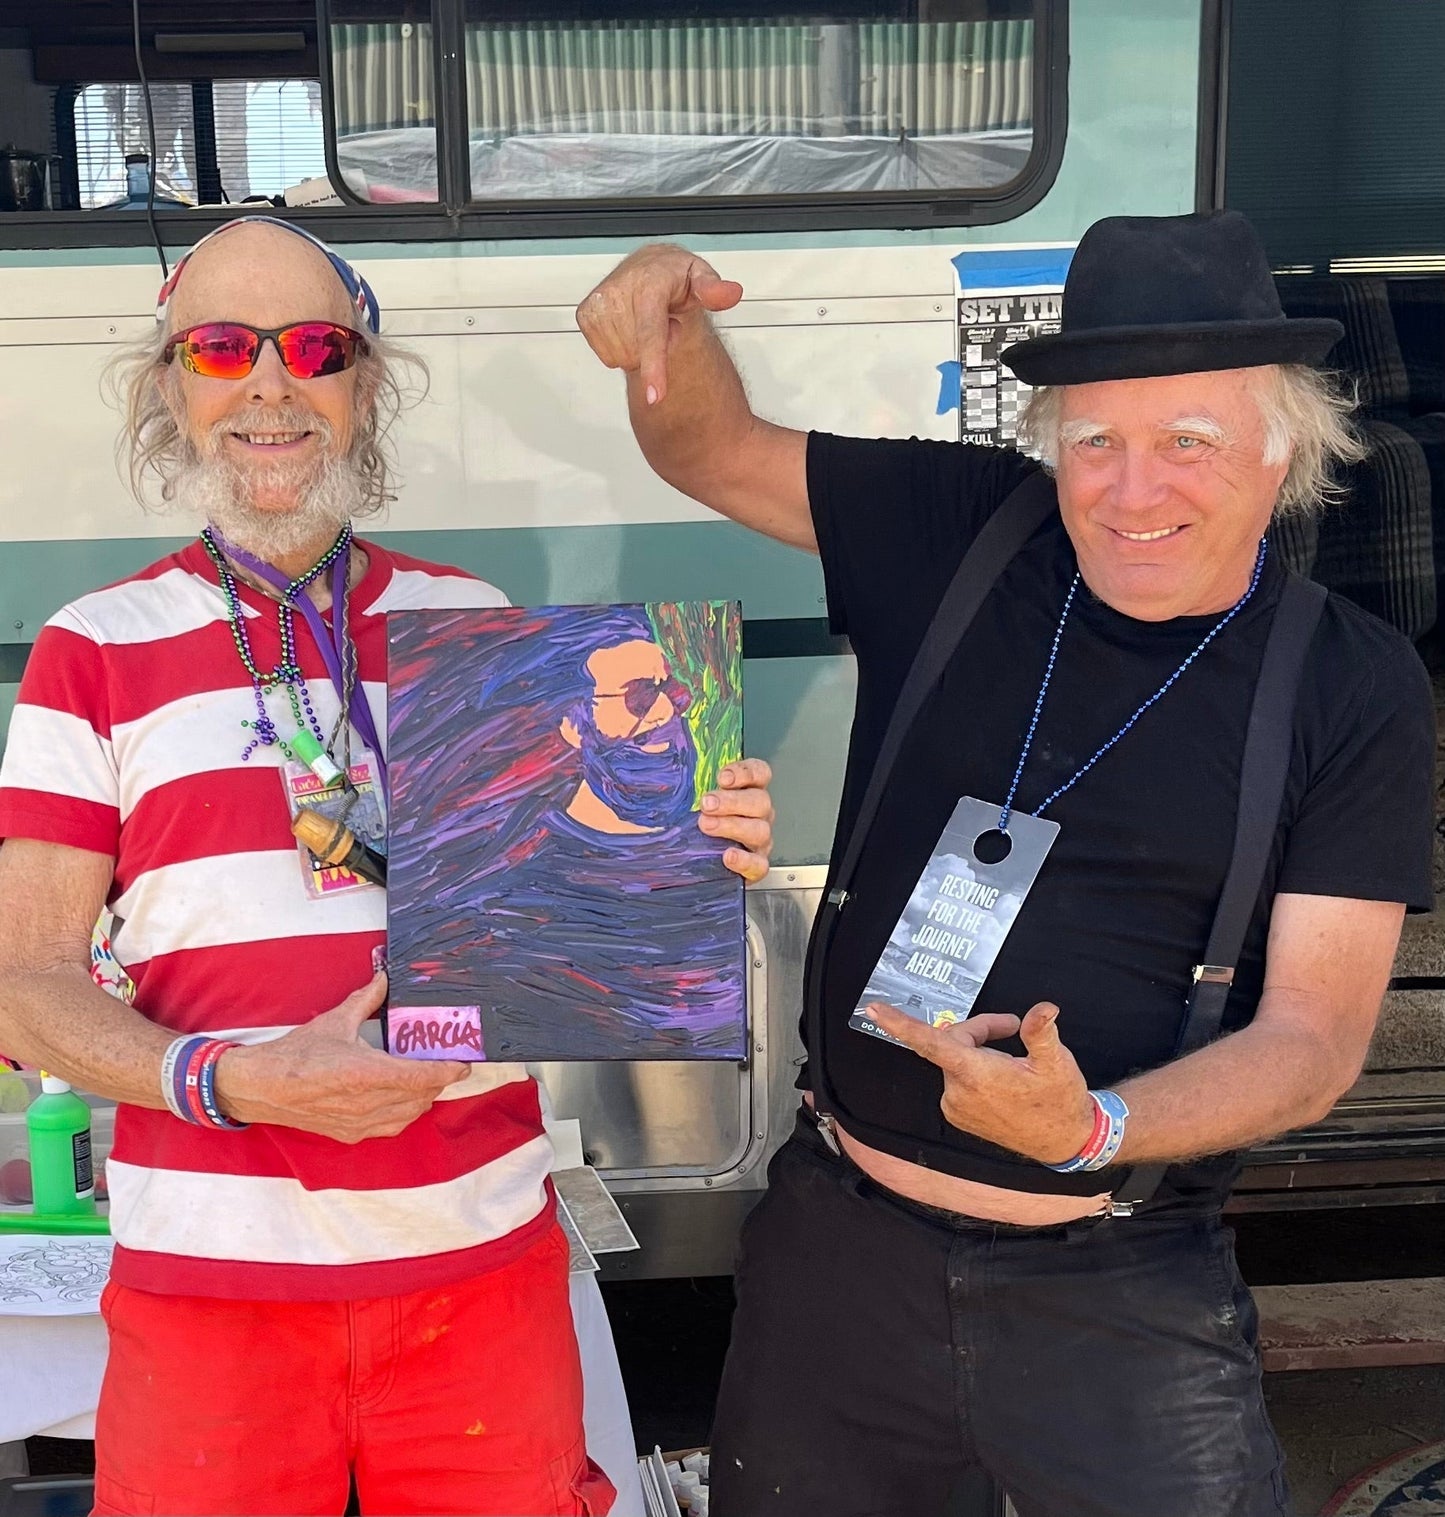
[
  {"x1": 997, "y1": 538, "x2": 1269, "y2": 832},
  {"x1": 200, "y1": 523, "x2": 353, "y2": 763}
]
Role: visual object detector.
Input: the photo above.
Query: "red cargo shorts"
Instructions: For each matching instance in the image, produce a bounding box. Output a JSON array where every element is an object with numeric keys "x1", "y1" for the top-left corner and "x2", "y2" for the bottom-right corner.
[{"x1": 92, "y1": 1221, "x2": 615, "y2": 1516}]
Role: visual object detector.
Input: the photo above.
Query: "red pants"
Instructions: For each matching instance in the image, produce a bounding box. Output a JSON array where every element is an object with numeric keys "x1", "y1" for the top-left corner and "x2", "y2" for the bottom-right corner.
[{"x1": 92, "y1": 1223, "x2": 615, "y2": 1517}]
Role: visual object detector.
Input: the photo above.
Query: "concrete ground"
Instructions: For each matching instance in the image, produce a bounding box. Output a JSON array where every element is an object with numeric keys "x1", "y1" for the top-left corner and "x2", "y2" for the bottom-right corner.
[
  {"x1": 1266, "y1": 1365, "x2": 1445, "y2": 1514},
  {"x1": 21, "y1": 1330, "x2": 1445, "y2": 1514}
]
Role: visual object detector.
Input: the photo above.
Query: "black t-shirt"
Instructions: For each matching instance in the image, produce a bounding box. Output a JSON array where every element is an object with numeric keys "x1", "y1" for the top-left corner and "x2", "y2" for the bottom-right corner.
[
  {"x1": 806, "y1": 432, "x2": 1436, "y2": 1207},
  {"x1": 454, "y1": 808, "x2": 746, "y2": 1061}
]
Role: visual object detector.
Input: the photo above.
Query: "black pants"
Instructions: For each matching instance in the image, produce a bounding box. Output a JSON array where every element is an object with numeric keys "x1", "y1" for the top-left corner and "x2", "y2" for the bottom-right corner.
[{"x1": 710, "y1": 1110, "x2": 1290, "y2": 1517}]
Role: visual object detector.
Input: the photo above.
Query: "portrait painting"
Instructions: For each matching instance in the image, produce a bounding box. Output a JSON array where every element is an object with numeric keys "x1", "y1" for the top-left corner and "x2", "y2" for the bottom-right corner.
[{"x1": 385, "y1": 600, "x2": 747, "y2": 1061}]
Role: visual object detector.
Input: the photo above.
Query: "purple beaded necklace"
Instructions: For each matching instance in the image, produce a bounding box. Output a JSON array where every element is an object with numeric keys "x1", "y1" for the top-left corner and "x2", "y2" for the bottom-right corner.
[{"x1": 200, "y1": 523, "x2": 352, "y2": 764}]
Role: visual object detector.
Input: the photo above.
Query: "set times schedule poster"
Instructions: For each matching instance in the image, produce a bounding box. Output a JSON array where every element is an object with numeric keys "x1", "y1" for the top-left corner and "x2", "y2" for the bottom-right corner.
[
  {"x1": 948, "y1": 243, "x2": 1073, "y2": 449},
  {"x1": 958, "y1": 291, "x2": 1063, "y2": 447}
]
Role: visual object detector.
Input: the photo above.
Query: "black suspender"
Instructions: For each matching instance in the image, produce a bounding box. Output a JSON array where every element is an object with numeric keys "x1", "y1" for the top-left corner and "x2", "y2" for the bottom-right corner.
[
  {"x1": 821, "y1": 471, "x2": 1061, "y2": 916},
  {"x1": 1112, "y1": 571, "x2": 1325, "y2": 1206},
  {"x1": 805, "y1": 470, "x2": 1327, "y2": 1205},
  {"x1": 805, "y1": 472, "x2": 1059, "y2": 1121}
]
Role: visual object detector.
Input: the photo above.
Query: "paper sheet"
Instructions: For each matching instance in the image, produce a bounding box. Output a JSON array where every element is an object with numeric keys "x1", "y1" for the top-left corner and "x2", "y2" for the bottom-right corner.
[
  {"x1": 544, "y1": 1116, "x2": 587, "y2": 1173},
  {"x1": 0, "y1": 1234, "x2": 114, "y2": 1316}
]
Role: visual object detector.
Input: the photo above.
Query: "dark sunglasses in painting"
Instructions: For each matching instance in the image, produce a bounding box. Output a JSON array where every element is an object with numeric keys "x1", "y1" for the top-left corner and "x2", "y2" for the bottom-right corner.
[{"x1": 593, "y1": 675, "x2": 693, "y2": 723}]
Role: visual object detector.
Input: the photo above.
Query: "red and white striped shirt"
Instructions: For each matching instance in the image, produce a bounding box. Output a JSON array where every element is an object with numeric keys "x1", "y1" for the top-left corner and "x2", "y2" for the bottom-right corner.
[{"x1": 0, "y1": 538, "x2": 555, "y2": 1300}]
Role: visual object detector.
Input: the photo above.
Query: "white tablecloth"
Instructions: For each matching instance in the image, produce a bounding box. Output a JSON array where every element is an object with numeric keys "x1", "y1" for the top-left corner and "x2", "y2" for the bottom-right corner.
[{"x1": 0, "y1": 1273, "x2": 644, "y2": 1516}]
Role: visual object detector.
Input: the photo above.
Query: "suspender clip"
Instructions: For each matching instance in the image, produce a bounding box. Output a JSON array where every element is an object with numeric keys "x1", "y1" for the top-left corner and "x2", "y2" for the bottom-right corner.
[
  {"x1": 826, "y1": 888, "x2": 850, "y2": 910},
  {"x1": 813, "y1": 1110, "x2": 843, "y2": 1156},
  {"x1": 1192, "y1": 963, "x2": 1235, "y2": 986}
]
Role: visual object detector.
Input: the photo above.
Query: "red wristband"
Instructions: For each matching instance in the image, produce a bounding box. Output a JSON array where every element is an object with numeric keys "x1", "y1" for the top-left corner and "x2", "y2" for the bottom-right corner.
[{"x1": 1070, "y1": 1094, "x2": 1110, "y2": 1166}]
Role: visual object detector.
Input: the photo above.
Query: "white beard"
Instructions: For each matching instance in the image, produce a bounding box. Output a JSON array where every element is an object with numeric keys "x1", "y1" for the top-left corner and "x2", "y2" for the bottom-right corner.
[
  {"x1": 174, "y1": 452, "x2": 365, "y2": 559},
  {"x1": 171, "y1": 412, "x2": 367, "y2": 561}
]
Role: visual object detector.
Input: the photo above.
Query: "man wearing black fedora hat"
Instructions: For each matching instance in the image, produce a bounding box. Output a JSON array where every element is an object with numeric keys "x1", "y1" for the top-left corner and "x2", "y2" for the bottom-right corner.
[{"x1": 578, "y1": 211, "x2": 1435, "y2": 1516}]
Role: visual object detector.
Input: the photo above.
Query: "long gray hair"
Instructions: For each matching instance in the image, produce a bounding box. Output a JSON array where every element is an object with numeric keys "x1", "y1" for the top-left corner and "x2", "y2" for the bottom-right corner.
[
  {"x1": 104, "y1": 321, "x2": 427, "y2": 515},
  {"x1": 1017, "y1": 364, "x2": 1367, "y2": 516}
]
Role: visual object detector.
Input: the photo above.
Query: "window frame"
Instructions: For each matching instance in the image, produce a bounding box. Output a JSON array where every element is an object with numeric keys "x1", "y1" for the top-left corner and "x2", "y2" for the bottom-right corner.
[
  {"x1": 1194, "y1": 0, "x2": 1229, "y2": 214},
  {"x1": 0, "y1": 0, "x2": 1068, "y2": 250}
]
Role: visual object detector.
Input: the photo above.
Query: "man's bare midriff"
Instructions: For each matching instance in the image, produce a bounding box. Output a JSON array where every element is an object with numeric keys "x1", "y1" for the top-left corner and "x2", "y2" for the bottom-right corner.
[{"x1": 805, "y1": 1092, "x2": 1108, "y2": 1225}]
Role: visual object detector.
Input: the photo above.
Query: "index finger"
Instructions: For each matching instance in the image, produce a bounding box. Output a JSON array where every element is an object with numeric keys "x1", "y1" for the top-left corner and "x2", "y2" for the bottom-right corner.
[
  {"x1": 862, "y1": 1002, "x2": 956, "y2": 1065},
  {"x1": 633, "y1": 290, "x2": 672, "y2": 404}
]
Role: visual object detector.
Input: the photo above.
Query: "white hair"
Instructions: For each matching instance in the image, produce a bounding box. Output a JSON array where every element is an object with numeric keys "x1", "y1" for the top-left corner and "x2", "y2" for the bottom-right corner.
[{"x1": 1017, "y1": 365, "x2": 1367, "y2": 517}]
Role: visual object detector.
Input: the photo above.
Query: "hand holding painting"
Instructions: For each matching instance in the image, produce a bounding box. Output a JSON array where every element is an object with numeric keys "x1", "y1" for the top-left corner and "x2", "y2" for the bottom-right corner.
[
  {"x1": 386, "y1": 601, "x2": 756, "y2": 1062},
  {"x1": 212, "y1": 973, "x2": 468, "y2": 1142},
  {"x1": 698, "y1": 756, "x2": 774, "y2": 883}
]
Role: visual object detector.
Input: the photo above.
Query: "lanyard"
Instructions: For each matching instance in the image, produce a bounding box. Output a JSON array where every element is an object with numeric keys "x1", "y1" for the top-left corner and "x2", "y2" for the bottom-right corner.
[
  {"x1": 210, "y1": 526, "x2": 389, "y2": 796},
  {"x1": 998, "y1": 538, "x2": 1268, "y2": 832}
]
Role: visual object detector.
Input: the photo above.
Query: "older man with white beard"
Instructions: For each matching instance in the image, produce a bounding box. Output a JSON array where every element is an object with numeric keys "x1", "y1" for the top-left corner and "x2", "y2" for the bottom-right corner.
[{"x1": 0, "y1": 217, "x2": 777, "y2": 1517}]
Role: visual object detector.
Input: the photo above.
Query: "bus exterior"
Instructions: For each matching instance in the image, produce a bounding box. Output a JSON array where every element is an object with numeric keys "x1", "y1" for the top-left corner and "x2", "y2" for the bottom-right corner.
[{"x1": 0, "y1": 0, "x2": 1441, "y2": 1276}]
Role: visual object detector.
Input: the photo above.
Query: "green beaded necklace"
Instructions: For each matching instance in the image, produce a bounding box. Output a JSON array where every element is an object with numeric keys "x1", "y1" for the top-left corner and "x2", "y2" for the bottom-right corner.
[{"x1": 200, "y1": 524, "x2": 353, "y2": 764}]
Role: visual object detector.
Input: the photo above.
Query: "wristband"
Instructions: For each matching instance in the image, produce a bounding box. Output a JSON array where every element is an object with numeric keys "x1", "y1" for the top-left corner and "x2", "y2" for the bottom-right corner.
[
  {"x1": 196, "y1": 1041, "x2": 247, "y2": 1130},
  {"x1": 1070, "y1": 1095, "x2": 1110, "y2": 1167},
  {"x1": 181, "y1": 1039, "x2": 211, "y2": 1126},
  {"x1": 159, "y1": 1035, "x2": 188, "y2": 1119},
  {"x1": 160, "y1": 1035, "x2": 248, "y2": 1130},
  {"x1": 1045, "y1": 1090, "x2": 1130, "y2": 1173},
  {"x1": 161, "y1": 1034, "x2": 208, "y2": 1122}
]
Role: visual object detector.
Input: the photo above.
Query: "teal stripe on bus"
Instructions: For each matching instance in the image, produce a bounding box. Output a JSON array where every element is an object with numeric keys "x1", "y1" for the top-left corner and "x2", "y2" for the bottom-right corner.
[{"x1": 0, "y1": 521, "x2": 828, "y2": 644}]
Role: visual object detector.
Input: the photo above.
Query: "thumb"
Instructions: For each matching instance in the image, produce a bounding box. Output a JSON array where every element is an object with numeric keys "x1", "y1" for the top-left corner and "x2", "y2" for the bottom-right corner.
[
  {"x1": 318, "y1": 972, "x2": 388, "y2": 1041},
  {"x1": 1020, "y1": 1002, "x2": 1063, "y2": 1063},
  {"x1": 691, "y1": 270, "x2": 744, "y2": 313}
]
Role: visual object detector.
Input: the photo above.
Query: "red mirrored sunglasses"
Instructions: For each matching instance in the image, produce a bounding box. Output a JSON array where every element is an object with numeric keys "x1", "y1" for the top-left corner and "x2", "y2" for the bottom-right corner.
[{"x1": 162, "y1": 321, "x2": 370, "y2": 381}]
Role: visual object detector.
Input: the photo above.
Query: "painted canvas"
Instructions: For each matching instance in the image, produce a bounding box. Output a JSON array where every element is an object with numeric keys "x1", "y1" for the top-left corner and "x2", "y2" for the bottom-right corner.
[{"x1": 386, "y1": 601, "x2": 746, "y2": 1061}]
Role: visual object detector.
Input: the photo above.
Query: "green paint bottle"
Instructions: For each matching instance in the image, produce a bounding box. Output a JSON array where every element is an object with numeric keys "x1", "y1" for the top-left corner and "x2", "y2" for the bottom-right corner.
[{"x1": 27, "y1": 1073, "x2": 97, "y2": 1217}]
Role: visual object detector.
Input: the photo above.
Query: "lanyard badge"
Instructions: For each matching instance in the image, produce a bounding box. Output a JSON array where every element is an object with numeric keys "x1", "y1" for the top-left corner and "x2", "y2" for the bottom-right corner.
[
  {"x1": 851, "y1": 798, "x2": 1058, "y2": 1042},
  {"x1": 281, "y1": 748, "x2": 387, "y2": 898},
  {"x1": 853, "y1": 539, "x2": 1269, "y2": 1045}
]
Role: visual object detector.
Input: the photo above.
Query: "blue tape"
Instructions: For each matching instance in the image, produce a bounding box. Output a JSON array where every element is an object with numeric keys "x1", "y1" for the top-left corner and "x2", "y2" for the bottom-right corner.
[
  {"x1": 951, "y1": 246, "x2": 1074, "y2": 292},
  {"x1": 935, "y1": 361, "x2": 962, "y2": 416}
]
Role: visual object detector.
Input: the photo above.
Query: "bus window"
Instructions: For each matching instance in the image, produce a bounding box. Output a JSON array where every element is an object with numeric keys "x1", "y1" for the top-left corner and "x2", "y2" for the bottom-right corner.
[
  {"x1": 72, "y1": 80, "x2": 326, "y2": 210},
  {"x1": 461, "y1": 3, "x2": 1036, "y2": 204},
  {"x1": 1223, "y1": 0, "x2": 1444, "y2": 271},
  {"x1": 1218, "y1": 1, "x2": 1445, "y2": 642},
  {"x1": 324, "y1": 15, "x2": 439, "y2": 204},
  {"x1": 320, "y1": 0, "x2": 1059, "y2": 228}
]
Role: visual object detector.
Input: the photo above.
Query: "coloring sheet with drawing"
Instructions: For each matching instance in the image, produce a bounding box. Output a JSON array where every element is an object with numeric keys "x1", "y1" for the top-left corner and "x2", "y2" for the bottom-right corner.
[{"x1": 0, "y1": 1235, "x2": 113, "y2": 1316}]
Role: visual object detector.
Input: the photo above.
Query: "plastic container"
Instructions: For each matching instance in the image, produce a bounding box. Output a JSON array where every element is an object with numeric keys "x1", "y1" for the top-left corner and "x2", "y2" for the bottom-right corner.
[
  {"x1": 104, "y1": 152, "x2": 188, "y2": 211},
  {"x1": 27, "y1": 1074, "x2": 96, "y2": 1215},
  {"x1": 0, "y1": 1074, "x2": 113, "y2": 1212}
]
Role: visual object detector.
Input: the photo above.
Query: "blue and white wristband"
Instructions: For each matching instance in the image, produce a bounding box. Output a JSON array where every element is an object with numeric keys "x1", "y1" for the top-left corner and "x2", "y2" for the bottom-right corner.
[
  {"x1": 1046, "y1": 1089, "x2": 1130, "y2": 1173},
  {"x1": 160, "y1": 1034, "x2": 206, "y2": 1122}
]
